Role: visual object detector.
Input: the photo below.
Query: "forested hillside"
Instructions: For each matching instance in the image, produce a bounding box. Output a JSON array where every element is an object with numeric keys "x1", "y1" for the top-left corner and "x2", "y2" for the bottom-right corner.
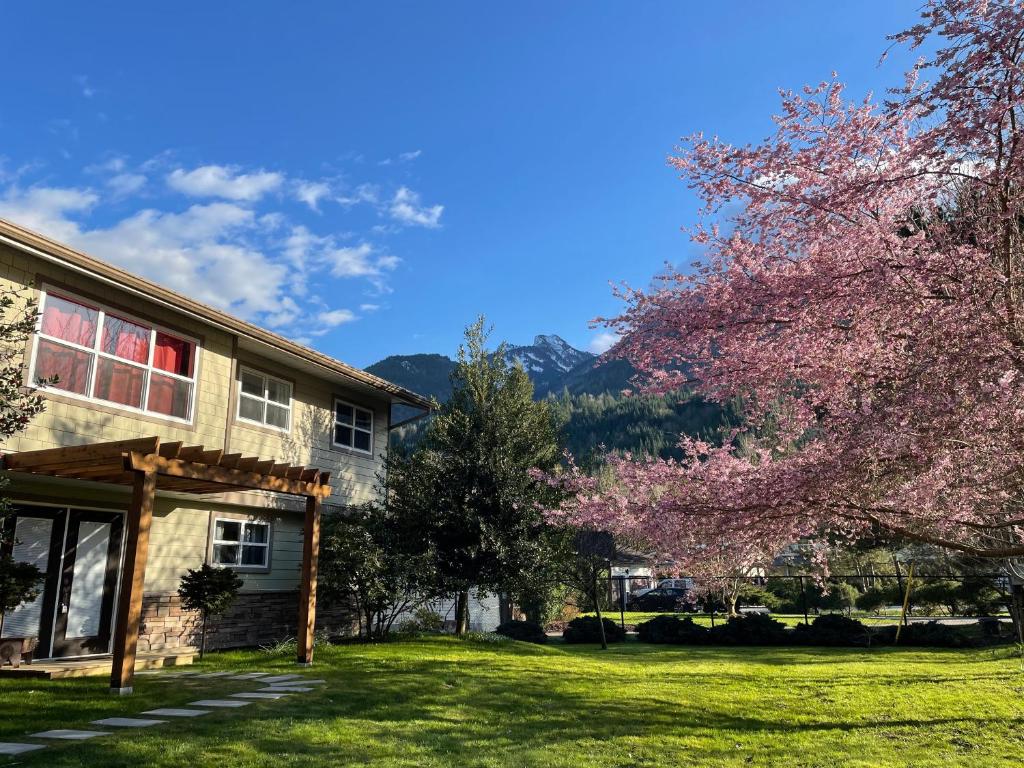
[{"x1": 370, "y1": 336, "x2": 735, "y2": 463}]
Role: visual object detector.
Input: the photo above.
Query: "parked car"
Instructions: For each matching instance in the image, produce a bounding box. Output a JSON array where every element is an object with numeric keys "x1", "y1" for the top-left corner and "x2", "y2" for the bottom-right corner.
[
  {"x1": 628, "y1": 587, "x2": 693, "y2": 612},
  {"x1": 628, "y1": 577, "x2": 695, "y2": 603}
]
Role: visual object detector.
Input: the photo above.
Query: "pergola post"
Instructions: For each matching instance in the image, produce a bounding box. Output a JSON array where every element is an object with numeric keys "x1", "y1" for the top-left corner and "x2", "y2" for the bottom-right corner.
[
  {"x1": 110, "y1": 469, "x2": 157, "y2": 694},
  {"x1": 296, "y1": 494, "x2": 321, "y2": 666}
]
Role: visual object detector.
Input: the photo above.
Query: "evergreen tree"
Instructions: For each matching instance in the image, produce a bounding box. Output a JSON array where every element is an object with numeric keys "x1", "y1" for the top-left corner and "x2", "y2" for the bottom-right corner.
[
  {"x1": 0, "y1": 289, "x2": 52, "y2": 617},
  {"x1": 389, "y1": 318, "x2": 566, "y2": 634}
]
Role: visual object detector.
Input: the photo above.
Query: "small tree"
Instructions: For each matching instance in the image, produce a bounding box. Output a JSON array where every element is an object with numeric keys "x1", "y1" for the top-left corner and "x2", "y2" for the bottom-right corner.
[
  {"x1": 177, "y1": 564, "x2": 243, "y2": 659},
  {"x1": 319, "y1": 502, "x2": 436, "y2": 641},
  {"x1": 0, "y1": 289, "x2": 52, "y2": 618}
]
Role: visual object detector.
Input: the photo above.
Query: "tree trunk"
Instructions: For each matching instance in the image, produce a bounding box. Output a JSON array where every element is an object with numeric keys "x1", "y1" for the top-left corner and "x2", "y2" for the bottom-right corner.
[
  {"x1": 199, "y1": 611, "x2": 207, "y2": 661},
  {"x1": 1011, "y1": 584, "x2": 1024, "y2": 645},
  {"x1": 455, "y1": 590, "x2": 470, "y2": 636},
  {"x1": 591, "y1": 577, "x2": 608, "y2": 650}
]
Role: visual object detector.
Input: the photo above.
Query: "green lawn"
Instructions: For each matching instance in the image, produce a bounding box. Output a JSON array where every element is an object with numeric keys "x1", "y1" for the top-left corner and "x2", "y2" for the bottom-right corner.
[{"x1": 1, "y1": 636, "x2": 1022, "y2": 767}]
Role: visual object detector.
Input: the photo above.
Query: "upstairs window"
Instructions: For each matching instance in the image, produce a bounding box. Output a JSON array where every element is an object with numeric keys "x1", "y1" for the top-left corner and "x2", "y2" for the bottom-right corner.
[
  {"x1": 212, "y1": 519, "x2": 270, "y2": 568},
  {"x1": 237, "y1": 367, "x2": 292, "y2": 431},
  {"x1": 31, "y1": 289, "x2": 198, "y2": 421},
  {"x1": 333, "y1": 398, "x2": 373, "y2": 454}
]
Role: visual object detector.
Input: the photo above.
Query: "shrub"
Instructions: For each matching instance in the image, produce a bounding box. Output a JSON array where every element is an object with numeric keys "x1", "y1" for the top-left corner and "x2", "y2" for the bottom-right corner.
[
  {"x1": 397, "y1": 606, "x2": 445, "y2": 636},
  {"x1": 874, "y1": 620, "x2": 979, "y2": 648},
  {"x1": 709, "y1": 613, "x2": 789, "y2": 645},
  {"x1": 856, "y1": 586, "x2": 897, "y2": 613},
  {"x1": 562, "y1": 615, "x2": 625, "y2": 644},
  {"x1": 496, "y1": 620, "x2": 547, "y2": 644},
  {"x1": 792, "y1": 614, "x2": 873, "y2": 646},
  {"x1": 178, "y1": 564, "x2": 243, "y2": 659},
  {"x1": 637, "y1": 615, "x2": 710, "y2": 645}
]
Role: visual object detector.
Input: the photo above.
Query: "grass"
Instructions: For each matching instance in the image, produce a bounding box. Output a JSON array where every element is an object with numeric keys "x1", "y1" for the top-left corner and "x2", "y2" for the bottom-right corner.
[{"x1": 1, "y1": 636, "x2": 1022, "y2": 767}]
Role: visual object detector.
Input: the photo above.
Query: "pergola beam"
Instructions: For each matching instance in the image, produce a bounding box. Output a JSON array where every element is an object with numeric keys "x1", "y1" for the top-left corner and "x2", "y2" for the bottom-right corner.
[{"x1": 124, "y1": 453, "x2": 333, "y2": 498}]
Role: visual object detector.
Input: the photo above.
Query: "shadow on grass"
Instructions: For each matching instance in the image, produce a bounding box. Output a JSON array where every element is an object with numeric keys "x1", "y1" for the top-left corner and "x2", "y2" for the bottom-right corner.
[{"x1": 4, "y1": 638, "x2": 1022, "y2": 767}]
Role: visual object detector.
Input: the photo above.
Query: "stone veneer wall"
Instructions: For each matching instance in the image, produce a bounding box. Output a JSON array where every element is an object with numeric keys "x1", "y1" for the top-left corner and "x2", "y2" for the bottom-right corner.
[{"x1": 138, "y1": 591, "x2": 357, "y2": 652}]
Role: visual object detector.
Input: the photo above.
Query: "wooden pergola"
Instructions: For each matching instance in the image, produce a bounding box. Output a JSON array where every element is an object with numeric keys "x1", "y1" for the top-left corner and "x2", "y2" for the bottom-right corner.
[{"x1": 2, "y1": 436, "x2": 333, "y2": 694}]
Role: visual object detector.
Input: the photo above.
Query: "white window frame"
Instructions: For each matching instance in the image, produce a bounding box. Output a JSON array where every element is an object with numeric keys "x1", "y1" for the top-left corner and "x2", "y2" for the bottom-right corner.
[
  {"x1": 29, "y1": 287, "x2": 201, "y2": 424},
  {"x1": 332, "y1": 397, "x2": 374, "y2": 455},
  {"x1": 210, "y1": 518, "x2": 271, "y2": 570},
  {"x1": 236, "y1": 366, "x2": 292, "y2": 433}
]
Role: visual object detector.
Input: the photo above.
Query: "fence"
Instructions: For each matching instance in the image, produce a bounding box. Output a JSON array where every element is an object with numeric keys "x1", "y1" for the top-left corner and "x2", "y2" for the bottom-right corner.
[{"x1": 596, "y1": 572, "x2": 1019, "y2": 635}]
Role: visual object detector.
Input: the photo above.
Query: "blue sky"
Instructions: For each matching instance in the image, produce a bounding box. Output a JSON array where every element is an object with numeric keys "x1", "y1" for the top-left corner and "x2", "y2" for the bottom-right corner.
[{"x1": 0, "y1": 2, "x2": 926, "y2": 367}]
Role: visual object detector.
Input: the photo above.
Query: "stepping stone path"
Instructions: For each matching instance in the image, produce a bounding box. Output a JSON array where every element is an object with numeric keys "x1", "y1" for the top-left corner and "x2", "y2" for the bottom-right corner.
[
  {"x1": 31, "y1": 729, "x2": 108, "y2": 740},
  {"x1": 189, "y1": 699, "x2": 253, "y2": 708},
  {"x1": 8, "y1": 668, "x2": 325, "y2": 758},
  {"x1": 261, "y1": 685, "x2": 313, "y2": 692},
  {"x1": 143, "y1": 708, "x2": 211, "y2": 717},
  {"x1": 91, "y1": 718, "x2": 166, "y2": 728},
  {"x1": 0, "y1": 743, "x2": 46, "y2": 755}
]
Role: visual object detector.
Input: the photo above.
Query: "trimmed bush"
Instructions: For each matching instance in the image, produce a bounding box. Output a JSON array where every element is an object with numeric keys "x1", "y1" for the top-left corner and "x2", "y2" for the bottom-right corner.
[
  {"x1": 709, "y1": 613, "x2": 789, "y2": 646},
  {"x1": 874, "y1": 620, "x2": 980, "y2": 648},
  {"x1": 637, "y1": 615, "x2": 710, "y2": 645},
  {"x1": 792, "y1": 614, "x2": 873, "y2": 646},
  {"x1": 563, "y1": 615, "x2": 625, "y2": 644},
  {"x1": 495, "y1": 620, "x2": 547, "y2": 644}
]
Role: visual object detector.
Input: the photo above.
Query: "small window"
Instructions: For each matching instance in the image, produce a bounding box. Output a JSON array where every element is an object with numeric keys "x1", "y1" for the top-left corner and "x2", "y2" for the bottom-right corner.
[
  {"x1": 333, "y1": 398, "x2": 373, "y2": 454},
  {"x1": 236, "y1": 367, "x2": 292, "y2": 431},
  {"x1": 212, "y1": 519, "x2": 270, "y2": 568}
]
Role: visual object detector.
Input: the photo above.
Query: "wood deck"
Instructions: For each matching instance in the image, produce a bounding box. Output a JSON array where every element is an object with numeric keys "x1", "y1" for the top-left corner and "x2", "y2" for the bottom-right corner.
[{"x1": 0, "y1": 647, "x2": 196, "y2": 679}]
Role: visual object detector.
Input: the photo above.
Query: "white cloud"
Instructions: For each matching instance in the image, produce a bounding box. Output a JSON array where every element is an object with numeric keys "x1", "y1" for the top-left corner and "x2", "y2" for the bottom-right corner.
[
  {"x1": 74, "y1": 75, "x2": 95, "y2": 98},
  {"x1": 359, "y1": 303, "x2": 380, "y2": 312},
  {"x1": 378, "y1": 149, "x2": 422, "y2": 166},
  {"x1": 167, "y1": 165, "x2": 283, "y2": 201},
  {"x1": 294, "y1": 180, "x2": 331, "y2": 212},
  {"x1": 107, "y1": 173, "x2": 147, "y2": 197},
  {"x1": 324, "y1": 242, "x2": 399, "y2": 281},
  {"x1": 588, "y1": 332, "x2": 619, "y2": 354},
  {"x1": 389, "y1": 186, "x2": 443, "y2": 228},
  {"x1": 0, "y1": 186, "x2": 366, "y2": 337},
  {"x1": 335, "y1": 183, "x2": 379, "y2": 208},
  {"x1": 317, "y1": 308, "x2": 357, "y2": 327}
]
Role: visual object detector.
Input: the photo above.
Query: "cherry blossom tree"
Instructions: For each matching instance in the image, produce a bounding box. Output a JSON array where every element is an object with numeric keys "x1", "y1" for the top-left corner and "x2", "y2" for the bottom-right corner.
[{"x1": 557, "y1": 0, "x2": 1024, "y2": 564}]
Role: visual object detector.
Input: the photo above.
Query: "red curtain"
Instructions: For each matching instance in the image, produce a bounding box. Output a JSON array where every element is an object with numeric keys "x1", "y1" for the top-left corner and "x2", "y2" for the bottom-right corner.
[
  {"x1": 153, "y1": 333, "x2": 193, "y2": 376},
  {"x1": 95, "y1": 358, "x2": 144, "y2": 408},
  {"x1": 147, "y1": 374, "x2": 188, "y2": 418},
  {"x1": 102, "y1": 316, "x2": 149, "y2": 363},
  {"x1": 41, "y1": 296, "x2": 97, "y2": 346},
  {"x1": 34, "y1": 339, "x2": 91, "y2": 394}
]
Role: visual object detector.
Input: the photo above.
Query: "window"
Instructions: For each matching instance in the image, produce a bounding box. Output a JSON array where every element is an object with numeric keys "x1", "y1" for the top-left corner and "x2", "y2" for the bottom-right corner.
[
  {"x1": 333, "y1": 398, "x2": 373, "y2": 454},
  {"x1": 236, "y1": 367, "x2": 292, "y2": 431},
  {"x1": 30, "y1": 289, "x2": 198, "y2": 421},
  {"x1": 211, "y1": 519, "x2": 270, "y2": 568}
]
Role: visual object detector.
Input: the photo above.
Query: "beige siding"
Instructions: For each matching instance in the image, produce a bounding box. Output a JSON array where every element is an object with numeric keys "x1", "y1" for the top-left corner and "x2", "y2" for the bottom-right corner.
[
  {"x1": 0, "y1": 236, "x2": 397, "y2": 596},
  {"x1": 228, "y1": 351, "x2": 389, "y2": 507}
]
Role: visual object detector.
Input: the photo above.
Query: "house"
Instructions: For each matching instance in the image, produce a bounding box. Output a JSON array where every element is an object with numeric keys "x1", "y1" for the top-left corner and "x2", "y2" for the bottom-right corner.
[{"x1": 0, "y1": 218, "x2": 429, "y2": 692}]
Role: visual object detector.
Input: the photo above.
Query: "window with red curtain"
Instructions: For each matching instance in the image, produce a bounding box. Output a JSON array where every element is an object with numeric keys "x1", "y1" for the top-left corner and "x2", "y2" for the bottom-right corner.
[
  {"x1": 40, "y1": 295, "x2": 98, "y2": 347},
  {"x1": 33, "y1": 290, "x2": 199, "y2": 421},
  {"x1": 102, "y1": 315, "x2": 150, "y2": 363}
]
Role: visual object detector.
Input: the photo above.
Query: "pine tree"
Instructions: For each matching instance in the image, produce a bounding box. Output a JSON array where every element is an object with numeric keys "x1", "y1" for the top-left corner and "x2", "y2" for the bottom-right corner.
[{"x1": 389, "y1": 318, "x2": 565, "y2": 634}]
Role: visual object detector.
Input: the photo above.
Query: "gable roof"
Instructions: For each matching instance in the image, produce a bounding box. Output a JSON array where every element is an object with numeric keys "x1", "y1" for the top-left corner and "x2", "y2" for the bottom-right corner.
[{"x1": 0, "y1": 217, "x2": 431, "y2": 411}]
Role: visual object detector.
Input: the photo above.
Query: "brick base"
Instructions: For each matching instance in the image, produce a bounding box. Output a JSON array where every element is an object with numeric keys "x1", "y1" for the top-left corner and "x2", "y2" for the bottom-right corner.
[{"x1": 138, "y1": 591, "x2": 357, "y2": 652}]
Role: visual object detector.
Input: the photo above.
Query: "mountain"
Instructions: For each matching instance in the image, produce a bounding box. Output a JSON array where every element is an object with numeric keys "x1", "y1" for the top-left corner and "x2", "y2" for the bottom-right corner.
[
  {"x1": 366, "y1": 334, "x2": 735, "y2": 463},
  {"x1": 366, "y1": 334, "x2": 633, "y2": 402}
]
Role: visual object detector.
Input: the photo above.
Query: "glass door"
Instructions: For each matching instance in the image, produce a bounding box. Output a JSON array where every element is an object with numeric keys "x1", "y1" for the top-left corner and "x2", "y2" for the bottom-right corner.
[{"x1": 50, "y1": 510, "x2": 124, "y2": 657}]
